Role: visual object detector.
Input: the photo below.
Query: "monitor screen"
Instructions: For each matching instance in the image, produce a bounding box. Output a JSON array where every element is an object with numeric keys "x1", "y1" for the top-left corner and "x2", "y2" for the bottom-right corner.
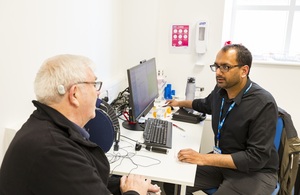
[{"x1": 122, "y1": 58, "x2": 158, "y2": 131}]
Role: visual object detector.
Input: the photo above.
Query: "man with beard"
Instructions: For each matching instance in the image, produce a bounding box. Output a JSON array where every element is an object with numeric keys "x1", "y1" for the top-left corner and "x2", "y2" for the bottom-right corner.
[{"x1": 164, "y1": 44, "x2": 278, "y2": 195}]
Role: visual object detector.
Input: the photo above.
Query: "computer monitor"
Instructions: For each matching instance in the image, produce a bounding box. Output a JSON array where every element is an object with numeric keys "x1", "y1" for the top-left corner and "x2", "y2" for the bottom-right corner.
[{"x1": 122, "y1": 58, "x2": 158, "y2": 131}]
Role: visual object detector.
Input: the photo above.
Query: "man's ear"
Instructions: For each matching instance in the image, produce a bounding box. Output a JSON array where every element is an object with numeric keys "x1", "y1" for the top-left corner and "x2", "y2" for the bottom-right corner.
[
  {"x1": 241, "y1": 65, "x2": 249, "y2": 77},
  {"x1": 69, "y1": 85, "x2": 80, "y2": 107}
]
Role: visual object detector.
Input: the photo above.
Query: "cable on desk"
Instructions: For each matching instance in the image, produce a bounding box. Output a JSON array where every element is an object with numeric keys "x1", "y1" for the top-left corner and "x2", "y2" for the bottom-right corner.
[
  {"x1": 107, "y1": 142, "x2": 161, "y2": 176},
  {"x1": 120, "y1": 135, "x2": 138, "y2": 143}
]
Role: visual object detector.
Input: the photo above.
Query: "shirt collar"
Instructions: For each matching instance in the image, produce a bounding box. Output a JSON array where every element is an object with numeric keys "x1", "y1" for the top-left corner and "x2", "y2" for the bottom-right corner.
[
  {"x1": 73, "y1": 122, "x2": 90, "y2": 140},
  {"x1": 219, "y1": 78, "x2": 252, "y2": 105}
]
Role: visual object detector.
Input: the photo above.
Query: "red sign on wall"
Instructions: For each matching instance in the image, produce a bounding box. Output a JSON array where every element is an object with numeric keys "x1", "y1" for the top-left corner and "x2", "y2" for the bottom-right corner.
[{"x1": 171, "y1": 25, "x2": 189, "y2": 47}]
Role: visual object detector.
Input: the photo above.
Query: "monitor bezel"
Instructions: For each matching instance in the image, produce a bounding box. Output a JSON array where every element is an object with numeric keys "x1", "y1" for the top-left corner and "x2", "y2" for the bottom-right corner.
[{"x1": 122, "y1": 57, "x2": 158, "y2": 131}]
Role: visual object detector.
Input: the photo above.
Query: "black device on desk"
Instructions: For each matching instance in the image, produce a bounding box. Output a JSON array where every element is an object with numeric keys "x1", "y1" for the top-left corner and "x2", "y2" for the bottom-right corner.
[
  {"x1": 143, "y1": 118, "x2": 172, "y2": 149},
  {"x1": 172, "y1": 107, "x2": 206, "y2": 124}
]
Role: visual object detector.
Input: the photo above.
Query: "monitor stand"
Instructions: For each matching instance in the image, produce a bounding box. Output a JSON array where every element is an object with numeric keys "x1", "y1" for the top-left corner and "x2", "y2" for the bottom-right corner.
[{"x1": 122, "y1": 121, "x2": 144, "y2": 131}]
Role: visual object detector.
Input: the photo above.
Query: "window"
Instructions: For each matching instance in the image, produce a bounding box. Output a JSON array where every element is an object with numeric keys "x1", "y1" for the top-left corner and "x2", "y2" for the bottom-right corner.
[{"x1": 224, "y1": 0, "x2": 300, "y2": 63}]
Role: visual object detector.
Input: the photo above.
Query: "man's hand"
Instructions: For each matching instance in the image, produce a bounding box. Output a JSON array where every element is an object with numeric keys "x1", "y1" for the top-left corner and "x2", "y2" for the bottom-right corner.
[
  {"x1": 165, "y1": 99, "x2": 180, "y2": 107},
  {"x1": 120, "y1": 174, "x2": 161, "y2": 194},
  {"x1": 178, "y1": 148, "x2": 204, "y2": 165},
  {"x1": 165, "y1": 99, "x2": 193, "y2": 108},
  {"x1": 177, "y1": 148, "x2": 237, "y2": 169}
]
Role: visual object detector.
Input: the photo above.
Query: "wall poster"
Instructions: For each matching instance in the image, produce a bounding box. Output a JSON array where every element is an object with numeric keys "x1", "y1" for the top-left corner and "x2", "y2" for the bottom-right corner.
[
  {"x1": 170, "y1": 24, "x2": 191, "y2": 54},
  {"x1": 171, "y1": 24, "x2": 189, "y2": 47}
]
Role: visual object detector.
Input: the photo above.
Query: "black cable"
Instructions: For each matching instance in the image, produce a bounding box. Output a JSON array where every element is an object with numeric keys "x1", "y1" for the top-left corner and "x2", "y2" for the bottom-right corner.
[
  {"x1": 120, "y1": 135, "x2": 138, "y2": 143},
  {"x1": 110, "y1": 87, "x2": 129, "y2": 106},
  {"x1": 107, "y1": 143, "x2": 161, "y2": 176}
]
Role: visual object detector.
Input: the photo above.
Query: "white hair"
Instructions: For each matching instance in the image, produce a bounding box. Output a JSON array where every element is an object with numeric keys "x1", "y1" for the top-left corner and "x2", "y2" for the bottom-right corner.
[{"x1": 34, "y1": 54, "x2": 96, "y2": 104}]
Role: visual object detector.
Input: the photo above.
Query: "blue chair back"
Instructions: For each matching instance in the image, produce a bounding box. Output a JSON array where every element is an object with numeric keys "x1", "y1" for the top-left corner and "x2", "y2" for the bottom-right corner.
[
  {"x1": 274, "y1": 116, "x2": 283, "y2": 151},
  {"x1": 271, "y1": 116, "x2": 284, "y2": 195},
  {"x1": 85, "y1": 108, "x2": 115, "y2": 152}
]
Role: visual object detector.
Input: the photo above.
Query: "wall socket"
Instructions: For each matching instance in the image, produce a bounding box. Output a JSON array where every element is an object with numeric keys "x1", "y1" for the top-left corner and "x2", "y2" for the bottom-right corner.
[
  {"x1": 157, "y1": 69, "x2": 165, "y2": 77},
  {"x1": 195, "y1": 87, "x2": 205, "y2": 98}
]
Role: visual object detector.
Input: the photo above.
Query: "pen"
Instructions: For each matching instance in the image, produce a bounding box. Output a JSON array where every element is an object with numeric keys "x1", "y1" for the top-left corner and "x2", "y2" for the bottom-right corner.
[
  {"x1": 145, "y1": 146, "x2": 168, "y2": 154},
  {"x1": 173, "y1": 124, "x2": 185, "y2": 132}
]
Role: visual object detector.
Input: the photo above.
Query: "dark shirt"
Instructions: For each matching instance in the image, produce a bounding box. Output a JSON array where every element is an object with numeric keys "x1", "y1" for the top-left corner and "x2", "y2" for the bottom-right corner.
[
  {"x1": 74, "y1": 122, "x2": 90, "y2": 140},
  {"x1": 192, "y1": 78, "x2": 279, "y2": 173},
  {"x1": 0, "y1": 101, "x2": 139, "y2": 195}
]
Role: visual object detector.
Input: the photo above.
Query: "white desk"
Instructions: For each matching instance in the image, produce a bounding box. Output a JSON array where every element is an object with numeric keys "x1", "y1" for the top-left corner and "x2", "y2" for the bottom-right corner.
[{"x1": 106, "y1": 114, "x2": 204, "y2": 195}]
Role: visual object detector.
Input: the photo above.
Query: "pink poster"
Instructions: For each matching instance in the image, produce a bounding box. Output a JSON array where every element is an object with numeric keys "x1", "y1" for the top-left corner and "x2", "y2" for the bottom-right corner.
[{"x1": 171, "y1": 25, "x2": 189, "y2": 47}]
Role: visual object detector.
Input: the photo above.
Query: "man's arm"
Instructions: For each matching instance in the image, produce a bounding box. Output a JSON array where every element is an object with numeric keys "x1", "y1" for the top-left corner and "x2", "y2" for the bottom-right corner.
[
  {"x1": 177, "y1": 148, "x2": 237, "y2": 169},
  {"x1": 165, "y1": 99, "x2": 193, "y2": 108}
]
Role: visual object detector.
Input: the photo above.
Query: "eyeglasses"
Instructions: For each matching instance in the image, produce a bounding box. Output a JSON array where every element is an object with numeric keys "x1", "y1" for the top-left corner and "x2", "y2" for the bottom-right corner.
[
  {"x1": 76, "y1": 81, "x2": 102, "y2": 91},
  {"x1": 210, "y1": 63, "x2": 243, "y2": 73}
]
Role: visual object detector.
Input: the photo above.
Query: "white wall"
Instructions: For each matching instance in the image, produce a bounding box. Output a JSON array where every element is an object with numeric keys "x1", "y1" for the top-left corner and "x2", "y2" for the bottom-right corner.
[
  {"x1": 122, "y1": 0, "x2": 300, "y2": 134},
  {"x1": 154, "y1": 0, "x2": 225, "y2": 98},
  {"x1": 121, "y1": 0, "x2": 159, "y2": 67},
  {"x1": 120, "y1": 0, "x2": 225, "y2": 98},
  {"x1": 250, "y1": 63, "x2": 300, "y2": 133},
  {"x1": 0, "y1": 0, "x2": 125, "y2": 162}
]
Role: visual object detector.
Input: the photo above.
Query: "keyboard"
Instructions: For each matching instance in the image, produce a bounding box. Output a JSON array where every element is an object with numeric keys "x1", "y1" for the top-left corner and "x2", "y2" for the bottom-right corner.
[{"x1": 143, "y1": 118, "x2": 172, "y2": 149}]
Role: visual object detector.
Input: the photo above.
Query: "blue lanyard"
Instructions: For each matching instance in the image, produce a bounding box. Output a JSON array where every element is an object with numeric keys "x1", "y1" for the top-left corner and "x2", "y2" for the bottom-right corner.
[{"x1": 216, "y1": 83, "x2": 252, "y2": 147}]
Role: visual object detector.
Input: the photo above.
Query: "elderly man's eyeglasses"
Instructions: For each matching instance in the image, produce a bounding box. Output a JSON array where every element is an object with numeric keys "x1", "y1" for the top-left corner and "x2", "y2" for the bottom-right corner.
[
  {"x1": 210, "y1": 63, "x2": 243, "y2": 73},
  {"x1": 77, "y1": 81, "x2": 102, "y2": 91}
]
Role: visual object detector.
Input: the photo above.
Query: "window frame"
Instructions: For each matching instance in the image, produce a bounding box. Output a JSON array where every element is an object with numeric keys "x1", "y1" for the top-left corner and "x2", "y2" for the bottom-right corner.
[{"x1": 224, "y1": 0, "x2": 300, "y2": 66}]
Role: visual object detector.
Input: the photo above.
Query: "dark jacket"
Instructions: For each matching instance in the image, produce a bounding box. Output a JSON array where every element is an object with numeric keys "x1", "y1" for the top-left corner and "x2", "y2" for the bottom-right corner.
[
  {"x1": 278, "y1": 107, "x2": 300, "y2": 195},
  {"x1": 0, "y1": 101, "x2": 138, "y2": 195}
]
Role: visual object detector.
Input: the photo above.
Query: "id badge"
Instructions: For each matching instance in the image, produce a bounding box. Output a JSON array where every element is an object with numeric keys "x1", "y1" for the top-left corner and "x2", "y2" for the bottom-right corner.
[{"x1": 213, "y1": 146, "x2": 222, "y2": 154}]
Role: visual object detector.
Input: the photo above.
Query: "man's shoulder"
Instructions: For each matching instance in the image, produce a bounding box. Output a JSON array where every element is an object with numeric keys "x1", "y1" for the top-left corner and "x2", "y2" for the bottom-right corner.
[{"x1": 250, "y1": 82, "x2": 276, "y2": 102}]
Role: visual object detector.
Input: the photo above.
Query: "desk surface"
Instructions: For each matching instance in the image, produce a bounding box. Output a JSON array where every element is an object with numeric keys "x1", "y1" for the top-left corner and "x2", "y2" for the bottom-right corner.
[{"x1": 106, "y1": 114, "x2": 204, "y2": 187}]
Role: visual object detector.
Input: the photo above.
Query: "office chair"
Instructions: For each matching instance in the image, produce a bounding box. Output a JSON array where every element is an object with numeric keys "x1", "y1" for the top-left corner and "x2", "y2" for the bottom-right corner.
[
  {"x1": 271, "y1": 116, "x2": 283, "y2": 195},
  {"x1": 202, "y1": 116, "x2": 284, "y2": 195},
  {"x1": 84, "y1": 99, "x2": 119, "y2": 152}
]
